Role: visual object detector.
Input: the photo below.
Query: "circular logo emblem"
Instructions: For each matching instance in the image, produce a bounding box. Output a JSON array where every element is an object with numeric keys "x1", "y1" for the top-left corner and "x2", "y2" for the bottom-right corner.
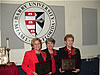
[{"x1": 13, "y1": 1, "x2": 56, "y2": 44}]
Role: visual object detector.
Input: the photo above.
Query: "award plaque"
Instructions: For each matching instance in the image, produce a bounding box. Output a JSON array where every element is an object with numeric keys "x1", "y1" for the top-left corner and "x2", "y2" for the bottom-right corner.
[
  {"x1": 61, "y1": 58, "x2": 76, "y2": 71},
  {"x1": 35, "y1": 60, "x2": 52, "y2": 75}
]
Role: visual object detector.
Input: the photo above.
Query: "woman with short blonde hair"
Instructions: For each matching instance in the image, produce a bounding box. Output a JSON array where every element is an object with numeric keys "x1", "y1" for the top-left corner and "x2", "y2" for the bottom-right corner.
[{"x1": 22, "y1": 38, "x2": 48, "y2": 75}]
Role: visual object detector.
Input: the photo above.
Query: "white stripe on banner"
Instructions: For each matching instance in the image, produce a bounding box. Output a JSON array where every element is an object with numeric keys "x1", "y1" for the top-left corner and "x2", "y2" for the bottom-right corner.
[
  {"x1": 25, "y1": 16, "x2": 35, "y2": 20},
  {"x1": 27, "y1": 25, "x2": 35, "y2": 29},
  {"x1": 36, "y1": 22, "x2": 42, "y2": 34}
]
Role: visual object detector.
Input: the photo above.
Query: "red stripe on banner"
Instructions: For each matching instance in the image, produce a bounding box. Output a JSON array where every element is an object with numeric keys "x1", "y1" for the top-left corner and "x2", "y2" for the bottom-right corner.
[
  {"x1": 25, "y1": 12, "x2": 35, "y2": 16},
  {"x1": 25, "y1": 20, "x2": 35, "y2": 25},
  {"x1": 28, "y1": 29, "x2": 35, "y2": 33}
]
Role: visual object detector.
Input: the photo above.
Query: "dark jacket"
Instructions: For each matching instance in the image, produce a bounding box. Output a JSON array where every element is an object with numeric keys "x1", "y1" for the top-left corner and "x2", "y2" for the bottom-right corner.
[
  {"x1": 58, "y1": 46, "x2": 81, "y2": 75},
  {"x1": 42, "y1": 48, "x2": 59, "y2": 74}
]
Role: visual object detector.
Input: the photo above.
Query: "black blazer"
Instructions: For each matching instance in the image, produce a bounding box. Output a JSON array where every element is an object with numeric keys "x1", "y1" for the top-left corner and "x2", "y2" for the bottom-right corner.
[
  {"x1": 58, "y1": 46, "x2": 81, "y2": 69},
  {"x1": 42, "y1": 48, "x2": 59, "y2": 64}
]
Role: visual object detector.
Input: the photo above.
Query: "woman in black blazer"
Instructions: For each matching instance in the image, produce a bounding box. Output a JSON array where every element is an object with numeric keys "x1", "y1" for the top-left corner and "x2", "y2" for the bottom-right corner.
[
  {"x1": 42, "y1": 38, "x2": 59, "y2": 75},
  {"x1": 58, "y1": 34, "x2": 81, "y2": 75}
]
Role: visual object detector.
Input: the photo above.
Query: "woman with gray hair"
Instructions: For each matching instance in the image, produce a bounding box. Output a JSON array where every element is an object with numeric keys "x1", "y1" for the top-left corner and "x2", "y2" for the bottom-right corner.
[{"x1": 43, "y1": 38, "x2": 59, "y2": 75}]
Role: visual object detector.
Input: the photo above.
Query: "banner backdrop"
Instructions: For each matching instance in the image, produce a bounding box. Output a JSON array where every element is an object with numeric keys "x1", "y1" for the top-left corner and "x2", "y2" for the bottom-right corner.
[{"x1": 0, "y1": 3, "x2": 65, "y2": 49}]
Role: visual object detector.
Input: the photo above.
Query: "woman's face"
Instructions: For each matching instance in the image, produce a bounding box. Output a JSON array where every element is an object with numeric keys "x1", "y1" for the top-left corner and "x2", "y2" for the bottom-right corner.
[
  {"x1": 65, "y1": 37, "x2": 74, "y2": 48},
  {"x1": 47, "y1": 41, "x2": 54, "y2": 50},
  {"x1": 33, "y1": 40, "x2": 41, "y2": 51}
]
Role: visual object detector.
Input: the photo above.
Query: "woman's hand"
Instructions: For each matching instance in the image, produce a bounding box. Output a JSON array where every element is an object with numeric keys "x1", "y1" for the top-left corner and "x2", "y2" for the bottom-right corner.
[
  {"x1": 59, "y1": 68, "x2": 65, "y2": 73},
  {"x1": 72, "y1": 69, "x2": 80, "y2": 73},
  {"x1": 33, "y1": 72, "x2": 38, "y2": 75},
  {"x1": 48, "y1": 72, "x2": 52, "y2": 75}
]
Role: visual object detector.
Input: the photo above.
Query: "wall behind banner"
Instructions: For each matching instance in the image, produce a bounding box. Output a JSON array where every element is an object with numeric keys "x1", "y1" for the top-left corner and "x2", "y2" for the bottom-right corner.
[{"x1": 0, "y1": 1, "x2": 100, "y2": 65}]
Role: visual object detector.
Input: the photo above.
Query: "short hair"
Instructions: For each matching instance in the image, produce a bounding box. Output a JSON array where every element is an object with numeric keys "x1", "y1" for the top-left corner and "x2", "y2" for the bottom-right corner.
[
  {"x1": 31, "y1": 38, "x2": 42, "y2": 49},
  {"x1": 46, "y1": 38, "x2": 55, "y2": 45},
  {"x1": 64, "y1": 34, "x2": 74, "y2": 42}
]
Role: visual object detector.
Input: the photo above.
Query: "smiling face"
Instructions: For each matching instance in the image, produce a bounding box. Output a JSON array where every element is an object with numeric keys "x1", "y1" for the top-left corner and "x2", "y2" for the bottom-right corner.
[
  {"x1": 65, "y1": 37, "x2": 74, "y2": 48},
  {"x1": 31, "y1": 38, "x2": 42, "y2": 51},
  {"x1": 33, "y1": 40, "x2": 41, "y2": 51},
  {"x1": 47, "y1": 41, "x2": 54, "y2": 50}
]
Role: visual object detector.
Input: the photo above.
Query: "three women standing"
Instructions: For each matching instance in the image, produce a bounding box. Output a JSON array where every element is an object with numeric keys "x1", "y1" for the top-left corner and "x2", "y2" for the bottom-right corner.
[{"x1": 22, "y1": 34, "x2": 81, "y2": 75}]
